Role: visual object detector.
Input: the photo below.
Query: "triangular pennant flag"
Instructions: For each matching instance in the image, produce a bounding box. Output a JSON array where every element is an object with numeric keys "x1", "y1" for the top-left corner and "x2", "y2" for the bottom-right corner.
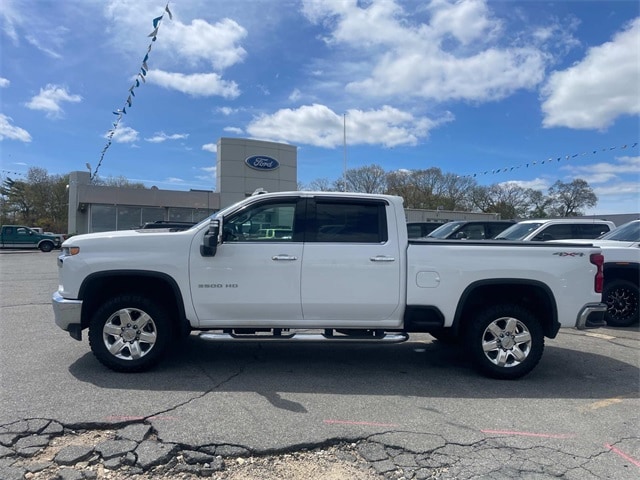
[
  {"x1": 165, "y1": 4, "x2": 173, "y2": 19},
  {"x1": 148, "y1": 27, "x2": 159, "y2": 38},
  {"x1": 153, "y1": 16, "x2": 163, "y2": 29},
  {"x1": 142, "y1": 61, "x2": 149, "y2": 71}
]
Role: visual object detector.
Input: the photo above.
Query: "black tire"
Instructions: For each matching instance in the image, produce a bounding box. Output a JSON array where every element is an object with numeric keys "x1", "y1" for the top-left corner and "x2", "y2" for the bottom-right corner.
[
  {"x1": 39, "y1": 241, "x2": 53, "y2": 252},
  {"x1": 429, "y1": 328, "x2": 460, "y2": 344},
  {"x1": 603, "y1": 279, "x2": 639, "y2": 327},
  {"x1": 88, "y1": 294, "x2": 173, "y2": 372},
  {"x1": 466, "y1": 304, "x2": 544, "y2": 380}
]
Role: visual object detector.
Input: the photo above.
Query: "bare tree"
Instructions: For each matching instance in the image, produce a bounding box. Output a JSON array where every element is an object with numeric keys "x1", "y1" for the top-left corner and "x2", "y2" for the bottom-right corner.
[
  {"x1": 305, "y1": 178, "x2": 335, "y2": 191},
  {"x1": 92, "y1": 175, "x2": 146, "y2": 189},
  {"x1": 470, "y1": 182, "x2": 531, "y2": 219},
  {"x1": 548, "y1": 179, "x2": 597, "y2": 217},
  {"x1": 526, "y1": 189, "x2": 553, "y2": 218},
  {"x1": 344, "y1": 164, "x2": 387, "y2": 193}
]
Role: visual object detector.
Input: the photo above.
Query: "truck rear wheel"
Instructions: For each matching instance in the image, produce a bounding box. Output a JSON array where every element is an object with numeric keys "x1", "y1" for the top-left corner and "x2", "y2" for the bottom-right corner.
[
  {"x1": 466, "y1": 304, "x2": 544, "y2": 380},
  {"x1": 39, "y1": 241, "x2": 53, "y2": 252},
  {"x1": 88, "y1": 294, "x2": 172, "y2": 372},
  {"x1": 603, "y1": 279, "x2": 639, "y2": 327}
]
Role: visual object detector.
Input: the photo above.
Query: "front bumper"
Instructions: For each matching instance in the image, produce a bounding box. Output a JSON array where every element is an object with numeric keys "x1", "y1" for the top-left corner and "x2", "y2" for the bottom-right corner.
[
  {"x1": 52, "y1": 291, "x2": 83, "y2": 340},
  {"x1": 575, "y1": 302, "x2": 607, "y2": 330}
]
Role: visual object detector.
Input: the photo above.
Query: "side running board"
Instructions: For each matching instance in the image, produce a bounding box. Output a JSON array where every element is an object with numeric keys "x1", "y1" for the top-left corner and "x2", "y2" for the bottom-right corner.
[{"x1": 199, "y1": 331, "x2": 409, "y2": 343}]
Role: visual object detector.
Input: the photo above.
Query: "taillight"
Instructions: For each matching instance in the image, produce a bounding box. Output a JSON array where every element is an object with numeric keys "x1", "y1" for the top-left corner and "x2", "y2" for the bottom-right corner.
[{"x1": 590, "y1": 253, "x2": 604, "y2": 293}]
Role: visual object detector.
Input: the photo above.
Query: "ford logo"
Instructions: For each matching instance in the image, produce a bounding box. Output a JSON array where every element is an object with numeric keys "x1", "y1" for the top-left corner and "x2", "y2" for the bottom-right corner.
[{"x1": 245, "y1": 155, "x2": 280, "y2": 171}]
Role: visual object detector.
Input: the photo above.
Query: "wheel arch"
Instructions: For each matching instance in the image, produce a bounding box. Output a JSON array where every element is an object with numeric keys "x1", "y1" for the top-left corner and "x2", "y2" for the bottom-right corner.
[
  {"x1": 451, "y1": 279, "x2": 559, "y2": 338},
  {"x1": 604, "y1": 262, "x2": 640, "y2": 287},
  {"x1": 78, "y1": 270, "x2": 188, "y2": 333}
]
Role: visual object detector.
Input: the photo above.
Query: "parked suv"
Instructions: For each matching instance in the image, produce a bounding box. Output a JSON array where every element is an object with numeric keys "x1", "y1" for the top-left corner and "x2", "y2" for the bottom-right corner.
[
  {"x1": 407, "y1": 221, "x2": 446, "y2": 239},
  {"x1": 495, "y1": 218, "x2": 615, "y2": 242},
  {"x1": 426, "y1": 220, "x2": 515, "y2": 240}
]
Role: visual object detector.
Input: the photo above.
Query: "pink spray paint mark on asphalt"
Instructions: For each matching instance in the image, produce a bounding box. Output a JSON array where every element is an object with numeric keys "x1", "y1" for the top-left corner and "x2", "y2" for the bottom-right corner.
[
  {"x1": 605, "y1": 444, "x2": 640, "y2": 467},
  {"x1": 481, "y1": 429, "x2": 575, "y2": 439}
]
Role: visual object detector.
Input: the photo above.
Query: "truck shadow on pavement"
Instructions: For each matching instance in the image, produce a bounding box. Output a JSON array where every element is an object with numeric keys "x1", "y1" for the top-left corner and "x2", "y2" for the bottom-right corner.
[{"x1": 68, "y1": 336, "x2": 640, "y2": 401}]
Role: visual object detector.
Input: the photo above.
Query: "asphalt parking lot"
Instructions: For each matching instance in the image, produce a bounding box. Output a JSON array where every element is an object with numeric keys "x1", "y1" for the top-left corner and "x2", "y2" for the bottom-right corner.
[{"x1": 0, "y1": 250, "x2": 638, "y2": 479}]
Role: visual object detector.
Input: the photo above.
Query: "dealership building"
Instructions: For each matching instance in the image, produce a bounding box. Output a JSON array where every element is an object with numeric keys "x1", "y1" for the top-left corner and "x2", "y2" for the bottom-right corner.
[{"x1": 67, "y1": 138, "x2": 297, "y2": 235}]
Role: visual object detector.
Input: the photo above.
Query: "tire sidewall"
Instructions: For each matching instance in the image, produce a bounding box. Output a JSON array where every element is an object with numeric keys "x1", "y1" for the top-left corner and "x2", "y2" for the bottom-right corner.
[
  {"x1": 89, "y1": 294, "x2": 173, "y2": 372},
  {"x1": 603, "y1": 279, "x2": 640, "y2": 327},
  {"x1": 39, "y1": 242, "x2": 53, "y2": 252},
  {"x1": 466, "y1": 304, "x2": 544, "y2": 380}
]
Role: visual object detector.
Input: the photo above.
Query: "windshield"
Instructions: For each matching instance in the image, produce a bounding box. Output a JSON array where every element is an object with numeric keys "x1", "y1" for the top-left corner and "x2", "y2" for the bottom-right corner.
[
  {"x1": 427, "y1": 221, "x2": 464, "y2": 239},
  {"x1": 597, "y1": 221, "x2": 640, "y2": 241},
  {"x1": 494, "y1": 222, "x2": 544, "y2": 240}
]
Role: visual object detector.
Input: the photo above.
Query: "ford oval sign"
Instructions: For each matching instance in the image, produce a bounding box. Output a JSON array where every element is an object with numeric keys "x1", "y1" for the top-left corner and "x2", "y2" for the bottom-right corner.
[{"x1": 245, "y1": 155, "x2": 280, "y2": 171}]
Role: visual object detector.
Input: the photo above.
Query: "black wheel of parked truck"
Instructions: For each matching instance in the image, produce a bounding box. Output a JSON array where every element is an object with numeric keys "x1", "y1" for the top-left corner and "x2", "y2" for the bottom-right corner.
[
  {"x1": 88, "y1": 294, "x2": 173, "y2": 372},
  {"x1": 603, "y1": 279, "x2": 639, "y2": 327},
  {"x1": 39, "y1": 241, "x2": 54, "y2": 252},
  {"x1": 466, "y1": 304, "x2": 544, "y2": 380}
]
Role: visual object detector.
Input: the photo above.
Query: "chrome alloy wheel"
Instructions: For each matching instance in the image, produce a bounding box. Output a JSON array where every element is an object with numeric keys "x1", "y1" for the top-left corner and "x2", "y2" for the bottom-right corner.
[
  {"x1": 102, "y1": 308, "x2": 157, "y2": 361},
  {"x1": 481, "y1": 316, "x2": 532, "y2": 368}
]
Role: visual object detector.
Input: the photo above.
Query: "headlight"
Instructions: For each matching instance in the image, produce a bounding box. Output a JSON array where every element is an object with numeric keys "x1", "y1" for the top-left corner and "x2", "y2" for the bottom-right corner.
[{"x1": 62, "y1": 246, "x2": 80, "y2": 256}]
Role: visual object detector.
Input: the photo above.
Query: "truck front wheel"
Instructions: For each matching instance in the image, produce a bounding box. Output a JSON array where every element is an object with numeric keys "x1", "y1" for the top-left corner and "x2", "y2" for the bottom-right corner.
[
  {"x1": 88, "y1": 294, "x2": 172, "y2": 372},
  {"x1": 603, "y1": 279, "x2": 639, "y2": 327},
  {"x1": 466, "y1": 304, "x2": 544, "y2": 380},
  {"x1": 39, "y1": 241, "x2": 53, "y2": 252}
]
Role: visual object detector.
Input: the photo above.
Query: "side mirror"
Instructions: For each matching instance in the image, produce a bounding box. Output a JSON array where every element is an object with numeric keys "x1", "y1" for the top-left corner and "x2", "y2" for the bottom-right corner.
[{"x1": 200, "y1": 219, "x2": 220, "y2": 257}]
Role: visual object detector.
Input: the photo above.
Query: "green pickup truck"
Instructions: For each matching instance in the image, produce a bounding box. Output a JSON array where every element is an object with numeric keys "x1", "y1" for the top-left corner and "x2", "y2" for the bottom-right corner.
[{"x1": 0, "y1": 225, "x2": 61, "y2": 252}]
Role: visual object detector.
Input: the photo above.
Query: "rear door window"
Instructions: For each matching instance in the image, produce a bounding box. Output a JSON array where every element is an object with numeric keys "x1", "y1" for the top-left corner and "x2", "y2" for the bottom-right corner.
[{"x1": 311, "y1": 199, "x2": 387, "y2": 243}]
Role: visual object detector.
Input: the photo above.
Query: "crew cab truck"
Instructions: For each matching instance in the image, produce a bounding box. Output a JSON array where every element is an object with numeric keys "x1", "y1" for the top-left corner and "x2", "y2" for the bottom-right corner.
[
  {"x1": 1, "y1": 225, "x2": 60, "y2": 252},
  {"x1": 52, "y1": 192, "x2": 606, "y2": 379}
]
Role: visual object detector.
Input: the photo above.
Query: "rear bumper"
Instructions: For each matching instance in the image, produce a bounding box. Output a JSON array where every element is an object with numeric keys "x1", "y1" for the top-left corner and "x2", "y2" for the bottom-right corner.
[
  {"x1": 575, "y1": 302, "x2": 607, "y2": 330},
  {"x1": 52, "y1": 291, "x2": 83, "y2": 340}
]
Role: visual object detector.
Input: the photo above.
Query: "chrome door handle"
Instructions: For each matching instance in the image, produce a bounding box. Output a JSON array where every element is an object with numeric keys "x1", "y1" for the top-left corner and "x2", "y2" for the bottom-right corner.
[
  {"x1": 370, "y1": 255, "x2": 395, "y2": 262},
  {"x1": 272, "y1": 255, "x2": 298, "y2": 261}
]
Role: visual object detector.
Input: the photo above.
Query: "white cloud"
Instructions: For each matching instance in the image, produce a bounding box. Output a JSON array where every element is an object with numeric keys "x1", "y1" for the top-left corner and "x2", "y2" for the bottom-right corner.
[
  {"x1": 560, "y1": 155, "x2": 640, "y2": 185},
  {"x1": 302, "y1": 0, "x2": 550, "y2": 102},
  {"x1": 217, "y1": 107, "x2": 238, "y2": 115},
  {"x1": 247, "y1": 103, "x2": 453, "y2": 148},
  {"x1": 109, "y1": 126, "x2": 139, "y2": 143},
  {"x1": 1, "y1": 0, "x2": 21, "y2": 44},
  {"x1": 0, "y1": 113, "x2": 32, "y2": 142},
  {"x1": 0, "y1": 77, "x2": 9, "y2": 88},
  {"x1": 223, "y1": 127, "x2": 243, "y2": 135},
  {"x1": 288, "y1": 89, "x2": 302, "y2": 102},
  {"x1": 162, "y1": 18, "x2": 247, "y2": 70},
  {"x1": 202, "y1": 143, "x2": 217, "y2": 153},
  {"x1": 148, "y1": 70, "x2": 240, "y2": 98},
  {"x1": 541, "y1": 18, "x2": 640, "y2": 130},
  {"x1": 504, "y1": 177, "x2": 551, "y2": 192},
  {"x1": 25, "y1": 84, "x2": 81, "y2": 118},
  {"x1": 144, "y1": 132, "x2": 189, "y2": 143},
  {"x1": 196, "y1": 165, "x2": 217, "y2": 183}
]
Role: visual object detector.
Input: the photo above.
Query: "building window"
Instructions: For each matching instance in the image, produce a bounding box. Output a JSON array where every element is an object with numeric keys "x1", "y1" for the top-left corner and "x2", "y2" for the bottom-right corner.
[{"x1": 90, "y1": 205, "x2": 117, "y2": 232}]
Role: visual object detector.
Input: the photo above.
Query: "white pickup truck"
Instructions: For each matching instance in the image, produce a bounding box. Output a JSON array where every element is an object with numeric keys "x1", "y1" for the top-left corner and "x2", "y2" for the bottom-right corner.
[
  {"x1": 52, "y1": 191, "x2": 607, "y2": 379},
  {"x1": 554, "y1": 220, "x2": 639, "y2": 327}
]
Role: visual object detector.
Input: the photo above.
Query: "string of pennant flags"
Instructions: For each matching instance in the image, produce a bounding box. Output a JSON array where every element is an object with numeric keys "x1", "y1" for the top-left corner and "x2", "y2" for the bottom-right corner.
[
  {"x1": 458, "y1": 141, "x2": 638, "y2": 179},
  {"x1": 92, "y1": 2, "x2": 173, "y2": 181}
]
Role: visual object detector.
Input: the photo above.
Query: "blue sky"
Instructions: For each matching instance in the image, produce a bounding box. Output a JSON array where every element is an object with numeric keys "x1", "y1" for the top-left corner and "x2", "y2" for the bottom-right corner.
[{"x1": 1, "y1": 0, "x2": 638, "y2": 214}]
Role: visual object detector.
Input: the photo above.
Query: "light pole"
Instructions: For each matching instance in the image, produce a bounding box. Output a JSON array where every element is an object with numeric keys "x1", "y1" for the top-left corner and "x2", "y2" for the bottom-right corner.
[{"x1": 343, "y1": 113, "x2": 347, "y2": 192}]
